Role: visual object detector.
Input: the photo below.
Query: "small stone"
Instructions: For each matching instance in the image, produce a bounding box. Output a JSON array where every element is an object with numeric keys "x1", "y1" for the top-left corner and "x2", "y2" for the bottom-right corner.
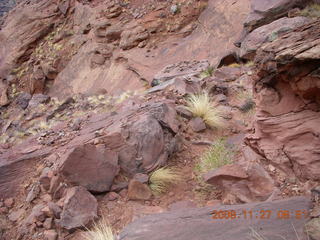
[
  {"x1": 119, "y1": 189, "x2": 128, "y2": 198},
  {"x1": 4, "y1": 198, "x2": 14, "y2": 208},
  {"x1": 26, "y1": 183, "x2": 40, "y2": 203},
  {"x1": 206, "y1": 200, "x2": 221, "y2": 207},
  {"x1": 189, "y1": 117, "x2": 206, "y2": 132},
  {"x1": 175, "y1": 105, "x2": 192, "y2": 119},
  {"x1": 111, "y1": 182, "x2": 128, "y2": 192},
  {"x1": 133, "y1": 173, "x2": 149, "y2": 183},
  {"x1": 43, "y1": 218, "x2": 53, "y2": 230},
  {"x1": 213, "y1": 94, "x2": 227, "y2": 103},
  {"x1": 8, "y1": 209, "x2": 25, "y2": 222},
  {"x1": 128, "y1": 179, "x2": 152, "y2": 200},
  {"x1": 41, "y1": 194, "x2": 52, "y2": 202},
  {"x1": 105, "y1": 192, "x2": 120, "y2": 201},
  {"x1": 268, "y1": 164, "x2": 276, "y2": 172},
  {"x1": 0, "y1": 207, "x2": 8, "y2": 214},
  {"x1": 47, "y1": 202, "x2": 62, "y2": 219},
  {"x1": 44, "y1": 230, "x2": 58, "y2": 240}
]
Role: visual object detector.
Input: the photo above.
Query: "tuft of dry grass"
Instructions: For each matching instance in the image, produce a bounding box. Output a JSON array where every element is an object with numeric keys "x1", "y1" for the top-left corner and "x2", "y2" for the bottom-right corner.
[
  {"x1": 300, "y1": 4, "x2": 320, "y2": 18},
  {"x1": 196, "y1": 138, "x2": 234, "y2": 173},
  {"x1": 83, "y1": 219, "x2": 114, "y2": 240},
  {"x1": 185, "y1": 92, "x2": 224, "y2": 128},
  {"x1": 228, "y1": 63, "x2": 241, "y2": 68},
  {"x1": 149, "y1": 167, "x2": 182, "y2": 194}
]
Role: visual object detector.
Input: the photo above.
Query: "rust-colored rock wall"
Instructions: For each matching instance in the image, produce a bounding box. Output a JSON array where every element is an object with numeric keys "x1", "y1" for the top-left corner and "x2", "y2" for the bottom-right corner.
[{"x1": 247, "y1": 20, "x2": 320, "y2": 181}]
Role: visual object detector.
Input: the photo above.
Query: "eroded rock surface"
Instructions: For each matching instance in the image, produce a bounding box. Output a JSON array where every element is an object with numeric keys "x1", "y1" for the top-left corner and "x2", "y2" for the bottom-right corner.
[
  {"x1": 119, "y1": 197, "x2": 311, "y2": 240},
  {"x1": 247, "y1": 20, "x2": 320, "y2": 181}
]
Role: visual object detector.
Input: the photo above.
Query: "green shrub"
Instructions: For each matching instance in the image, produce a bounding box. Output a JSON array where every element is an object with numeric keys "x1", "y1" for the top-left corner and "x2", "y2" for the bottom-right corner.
[{"x1": 196, "y1": 138, "x2": 234, "y2": 173}]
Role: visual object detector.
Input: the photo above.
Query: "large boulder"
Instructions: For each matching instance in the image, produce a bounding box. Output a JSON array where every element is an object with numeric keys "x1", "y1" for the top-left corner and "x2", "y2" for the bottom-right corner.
[
  {"x1": 60, "y1": 144, "x2": 119, "y2": 193},
  {"x1": 246, "y1": 20, "x2": 320, "y2": 181},
  {"x1": 204, "y1": 162, "x2": 275, "y2": 203},
  {"x1": 240, "y1": 16, "x2": 310, "y2": 60},
  {"x1": 119, "y1": 197, "x2": 311, "y2": 240},
  {"x1": 58, "y1": 186, "x2": 98, "y2": 230},
  {"x1": 244, "y1": 0, "x2": 308, "y2": 33}
]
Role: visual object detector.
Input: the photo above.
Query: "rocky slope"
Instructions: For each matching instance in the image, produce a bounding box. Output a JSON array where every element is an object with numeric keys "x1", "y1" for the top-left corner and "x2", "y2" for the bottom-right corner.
[{"x1": 0, "y1": 0, "x2": 320, "y2": 240}]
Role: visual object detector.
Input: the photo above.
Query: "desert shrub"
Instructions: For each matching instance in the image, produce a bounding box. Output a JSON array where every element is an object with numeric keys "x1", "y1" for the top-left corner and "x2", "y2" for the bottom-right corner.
[
  {"x1": 300, "y1": 4, "x2": 320, "y2": 18},
  {"x1": 149, "y1": 167, "x2": 182, "y2": 194},
  {"x1": 196, "y1": 138, "x2": 234, "y2": 173}
]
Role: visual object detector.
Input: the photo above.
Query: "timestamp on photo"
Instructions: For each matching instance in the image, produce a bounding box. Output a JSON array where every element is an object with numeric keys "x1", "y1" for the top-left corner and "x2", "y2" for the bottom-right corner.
[{"x1": 210, "y1": 209, "x2": 309, "y2": 220}]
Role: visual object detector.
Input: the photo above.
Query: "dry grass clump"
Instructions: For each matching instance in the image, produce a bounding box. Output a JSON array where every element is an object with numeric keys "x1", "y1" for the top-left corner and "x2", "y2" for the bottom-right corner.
[
  {"x1": 149, "y1": 167, "x2": 182, "y2": 194},
  {"x1": 83, "y1": 219, "x2": 114, "y2": 240},
  {"x1": 185, "y1": 92, "x2": 224, "y2": 128},
  {"x1": 196, "y1": 138, "x2": 234, "y2": 173},
  {"x1": 300, "y1": 4, "x2": 320, "y2": 18},
  {"x1": 228, "y1": 63, "x2": 241, "y2": 68}
]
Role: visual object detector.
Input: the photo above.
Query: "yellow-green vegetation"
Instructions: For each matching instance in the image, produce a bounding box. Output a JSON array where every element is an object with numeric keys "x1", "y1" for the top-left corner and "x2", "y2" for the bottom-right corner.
[
  {"x1": 236, "y1": 90, "x2": 255, "y2": 113},
  {"x1": 87, "y1": 95, "x2": 110, "y2": 106},
  {"x1": 199, "y1": 66, "x2": 214, "y2": 79},
  {"x1": 195, "y1": 138, "x2": 234, "y2": 173},
  {"x1": 300, "y1": 4, "x2": 320, "y2": 18},
  {"x1": 83, "y1": 219, "x2": 114, "y2": 240},
  {"x1": 0, "y1": 134, "x2": 9, "y2": 144},
  {"x1": 228, "y1": 63, "x2": 241, "y2": 68},
  {"x1": 244, "y1": 61, "x2": 255, "y2": 67},
  {"x1": 115, "y1": 91, "x2": 132, "y2": 104},
  {"x1": 149, "y1": 167, "x2": 182, "y2": 194},
  {"x1": 185, "y1": 92, "x2": 224, "y2": 128}
]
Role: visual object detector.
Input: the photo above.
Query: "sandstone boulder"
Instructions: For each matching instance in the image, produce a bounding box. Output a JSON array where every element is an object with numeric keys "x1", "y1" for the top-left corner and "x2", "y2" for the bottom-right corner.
[
  {"x1": 244, "y1": 0, "x2": 308, "y2": 33},
  {"x1": 240, "y1": 16, "x2": 310, "y2": 60},
  {"x1": 59, "y1": 186, "x2": 98, "y2": 230},
  {"x1": 204, "y1": 163, "x2": 274, "y2": 203},
  {"x1": 60, "y1": 144, "x2": 119, "y2": 193}
]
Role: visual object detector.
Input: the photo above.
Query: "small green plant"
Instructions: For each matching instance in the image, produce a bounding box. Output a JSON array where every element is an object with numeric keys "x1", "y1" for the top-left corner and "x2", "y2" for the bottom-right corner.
[
  {"x1": 196, "y1": 138, "x2": 234, "y2": 173},
  {"x1": 83, "y1": 218, "x2": 114, "y2": 240},
  {"x1": 199, "y1": 66, "x2": 214, "y2": 79},
  {"x1": 300, "y1": 4, "x2": 320, "y2": 18},
  {"x1": 185, "y1": 92, "x2": 224, "y2": 128},
  {"x1": 236, "y1": 90, "x2": 255, "y2": 113},
  {"x1": 149, "y1": 167, "x2": 182, "y2": 194}
]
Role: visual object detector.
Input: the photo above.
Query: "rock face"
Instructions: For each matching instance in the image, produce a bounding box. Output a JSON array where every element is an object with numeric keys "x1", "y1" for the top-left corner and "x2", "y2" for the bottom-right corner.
[
  {"x1": 0, "y1": 99, "x2": 179, "y2": 198},
  {"x1": 247, "y1": 20, "x2": 320, "y2": 181},
  {"x1": 244, "y1": 0, "x2": 308, "y2": 33},
  {"x1": 58, "y1": 186, "x2": 98, "y2": 230},
  {"x1": 119, "y1": 197, "x2": 311, "y2": 240},
  {"x1": 240, "y1": 16, "x2": 310, "y2": 60},
  {"x1": 0, "y1": 0, "x2": 59, "y2": 79},
  {"x1": 60, "y1": 144, "x2": 119, "y2": 193}
]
